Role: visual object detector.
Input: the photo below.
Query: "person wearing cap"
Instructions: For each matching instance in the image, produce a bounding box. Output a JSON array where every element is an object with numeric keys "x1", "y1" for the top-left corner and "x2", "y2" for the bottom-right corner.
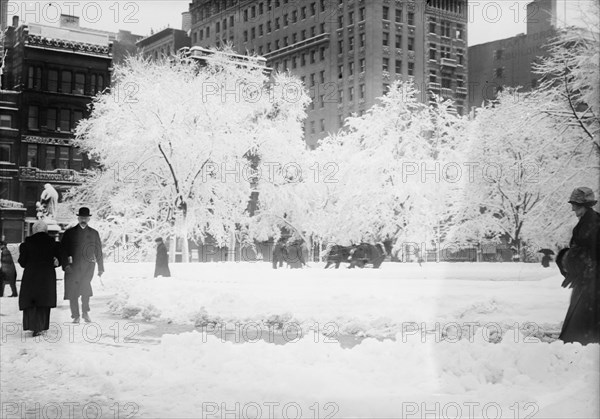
[
  {"x1": 557, "y1": 187, "x2": 600, "y2": 345},
  {"x1": 60, "y1": 207, "x2": 104, "y2": 323},
  {"x1": 17, "y1": 220, "x2": 61, "y2": 337},
  {"x1": 154, "y1": 237, "x2": 171, "y2": 278}
]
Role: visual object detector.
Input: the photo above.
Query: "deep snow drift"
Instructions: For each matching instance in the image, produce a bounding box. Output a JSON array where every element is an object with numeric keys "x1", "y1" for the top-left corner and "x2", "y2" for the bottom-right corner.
[{"x1": 1, "y1": 262, "x2": 598, "y2": 418}]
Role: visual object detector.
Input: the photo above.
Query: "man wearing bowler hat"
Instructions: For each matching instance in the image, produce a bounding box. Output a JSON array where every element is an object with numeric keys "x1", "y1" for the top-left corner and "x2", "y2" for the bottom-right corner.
[{"x1": 60, "y1": 207, "x2": 104, "y2": 323}]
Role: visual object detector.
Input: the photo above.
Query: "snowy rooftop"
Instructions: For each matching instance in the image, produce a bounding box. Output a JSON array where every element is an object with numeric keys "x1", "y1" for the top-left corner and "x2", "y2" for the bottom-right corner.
[{"x1": 27, "y1": 23, "x2": 109, "y2": 46}]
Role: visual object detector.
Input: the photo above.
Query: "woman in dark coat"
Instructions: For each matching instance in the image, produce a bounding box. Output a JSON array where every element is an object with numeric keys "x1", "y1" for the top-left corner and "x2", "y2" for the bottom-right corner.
[
  {"x1": 154, "y1": 237, "x2": 171, "y2": 277},
  {"x1": 0, "y1": 241, "x2": 18, "y2": 297},
  {"x1": 557, "y1": 187, "x2": 600, "y2": 345},
  {"x1": 18, "y1": 220, "x2": 61, "y2": 336}
]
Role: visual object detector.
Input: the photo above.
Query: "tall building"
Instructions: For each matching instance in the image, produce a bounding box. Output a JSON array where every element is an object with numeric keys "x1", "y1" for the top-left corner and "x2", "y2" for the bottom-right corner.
[
  {"x1": 1, "y1": 0, "x2": 8, "y2": 32},
  {"x1": 137, "y1": 28, "x2": 191, "y2": 60},
  {"x1": 0, "y1": 15, "x2": 112, "y2": 227},
  {"x1": 189, "y1": 0, "x2": 468, "y2": 148},
  {"x1": 468, "y1": 0, "x2": 557, "y2": 108}
]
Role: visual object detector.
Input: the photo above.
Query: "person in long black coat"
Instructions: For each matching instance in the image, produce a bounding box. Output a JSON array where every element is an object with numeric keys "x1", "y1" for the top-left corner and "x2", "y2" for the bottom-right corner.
[
  {"x1": 18, "y1": 220, "x2": 61, "y2": 336},
  {"x1": 154, "y1": 237, "x2": 171, "y2": 277},
  {"x1": 0, "y1": 241, "x2": 18, "y2": 297},
  {"x1": 60, "y1": 207, "x2": 104, "y2": 323},
  {"x1": 557, "y1": 187, "x2": 600, "y2": 345}
]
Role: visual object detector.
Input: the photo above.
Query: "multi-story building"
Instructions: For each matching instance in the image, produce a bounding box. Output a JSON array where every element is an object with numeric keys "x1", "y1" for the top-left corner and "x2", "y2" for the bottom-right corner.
[
  {"x1": 188, "y1": 0, "x2": 468, "y2": 148},
  {"x1": 0, "y1": 15, "x2": 111, "y2": 225},
  {"x1": 468, "y1": 0, "x2": 557, "y2": 108},
  {"x1": 1, "y1": 0, "x2": 7, "y2": 32},
  {"x1": 137, "y1": 28, "x2": 191, "y2": 60}
]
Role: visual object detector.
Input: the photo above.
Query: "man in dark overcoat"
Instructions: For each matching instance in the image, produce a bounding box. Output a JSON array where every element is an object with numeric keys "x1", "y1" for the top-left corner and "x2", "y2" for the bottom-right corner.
[
  {"x1": 557, "y1": 187, "x2": 600, "y2": 345},
  {"x1": 60, "y1": 207, "x2": 104, "y2": 323},
  {"x1": 154, "y1": 237, "x2": 171, "y2": 277}
]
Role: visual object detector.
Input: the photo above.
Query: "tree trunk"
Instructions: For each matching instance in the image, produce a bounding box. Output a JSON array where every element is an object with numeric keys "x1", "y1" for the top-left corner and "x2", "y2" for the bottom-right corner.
[{"x1": 169, "y1": 237, "x2": 176, "y2": 264}]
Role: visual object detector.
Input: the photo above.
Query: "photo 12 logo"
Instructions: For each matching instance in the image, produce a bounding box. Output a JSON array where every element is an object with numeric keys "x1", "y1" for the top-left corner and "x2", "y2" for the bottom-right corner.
[{"x1": 7, "y1": 1, "x2": 139, "y2": 25}]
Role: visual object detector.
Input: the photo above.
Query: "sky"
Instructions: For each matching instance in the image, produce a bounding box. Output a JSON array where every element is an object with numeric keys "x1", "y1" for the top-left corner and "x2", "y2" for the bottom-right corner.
[{"x1": 4, "y1": 0, "x2": 594, "y2": 46}]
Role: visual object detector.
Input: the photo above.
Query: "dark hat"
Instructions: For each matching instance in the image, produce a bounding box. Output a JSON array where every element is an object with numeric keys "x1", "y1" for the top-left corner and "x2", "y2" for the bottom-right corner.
[
  {"x1": 76, "y1": 207, "x2": 92, "y2": 217},
  {"x1": 568, "y1": 187, "x2": 597, "y2": 206},
  {"x1": 155, "y1": 237, "x2": 163, "y2": 242}
]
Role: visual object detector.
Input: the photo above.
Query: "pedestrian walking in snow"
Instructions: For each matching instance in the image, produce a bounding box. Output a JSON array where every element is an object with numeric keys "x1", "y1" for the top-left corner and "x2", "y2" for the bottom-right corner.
[
  {"x1": 60, "y1": 207, "x2": 104, "y2": 324},
  {"x1": 0, "y1": 241, "x2": 18, "y2": 297},
  {"x1": 272, "y1": 238, "x2": 285, "y2": 269},
  {"x1": 557, "y1": 187, "x2": 600, "y2": 345},
  {"x1": 18, "y1": 221, "x2": 61, "y2": 337},
  {"x1": 154, "y1": 237, "x2": 171, "y2": 277}
]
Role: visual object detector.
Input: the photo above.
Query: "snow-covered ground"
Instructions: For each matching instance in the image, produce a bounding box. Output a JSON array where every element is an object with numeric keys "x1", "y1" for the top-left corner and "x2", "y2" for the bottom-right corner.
[{"x1": 1, "y1": 262, "x2": 598, "y2": 418}]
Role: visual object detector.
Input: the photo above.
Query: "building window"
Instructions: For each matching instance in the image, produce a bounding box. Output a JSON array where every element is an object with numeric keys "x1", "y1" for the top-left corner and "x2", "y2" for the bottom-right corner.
[
  {"x1": 456, "y1": 24, "x2": 464, "y2": 40},
  {"x1": 359, "y1": 84, "x2": 365, "y2": 99},
  {"x1": 383, "y1": 32, "x2": 389, "y2": 47},
  {"x1": 59, "y1": 109, "x2": 71, "y2": 132},
  {"x1": 382, "y1": 6, "x2": 389, "y2": 20},
  {"x1": 429, "y1": 19, "x2": 436, "y2": 34},
  {"x1": 395, "y1": 34, "x2": 402, "y2": 49},
  {"x1": 495, "y1": 49, "x2": 504, "y2": 60},
  {"x1": 230, "y1": 16, "x2": 234, "y2": 27},
  {"x1": 46, "y1": 108, "x2": 57, "y2": 130},
  {"x1": 28, "y1": 106, "x2": 39, "y2": 130},
  {"x1": 348, "y1": 61, "x2": 354, "y2": 76},
  {"x1": 320, "y1": 47, "x2": 325, "y2": 60},
  {"x1": 267, "y1": 20, "x2": 272, "y2": 33},
  {"x1": 395, "y1": 8, "x2": 402, "y2": 23},
  {"x1": 320, "y1": 119, "x2": 325, "y2": 132},
  {"x1": 310, "y1": 50, "x2": 316, "y2": 63},
  {"x1": 216, "y1": 21, "x2": 220, "y2": 32},
  {"x1": 395, "y1": 60, "x2": 402, "y2": 74},
  {"x1": 310, "y1": 120, "x2": 315, "y2": 134},
  {"x1": 429, "y1": 44, "x2": 437, "y2": 60},
  {"x1": 320, "y1": 0, "x2": 325, "y2": 12},
  {"x1": 457, "y1": 49, "x2": 464, "y2": 65},
  {"x1": 275, "y1": 17, "x2": 280, "y2": 29},
  {"x1": 28, "y1": 67, "x2": 42, "y2": 90},
  {"x1": 360, "y1": 33, "x2": 366, "y2": 48},
  {"x1": 0, "y1": 144, "x2": 10, "y2": 162},
  {"x1": 73, "y1": 110, "x2": 83, "y2": 130},
  {"x1": 338, "y1": 39, "x2": 343, "y2": 54},
  {"x1": 45, "y1": 146, "x2": 57, "y2": 170},
  {"x1": 292, "y1": 33, "x2": 297, "y2": 43},
  {"x1": 300, "y1": 53, "x2": 306, "y2": 66},
  {"x1": 429, "y1": 69, "x2": 437, "y2": 83},
  {"x1": 61, "y1": 71, "x2": 72, "y2": 93},
  {"x1": 58, "y1": 146, "x2": 69, "y2": 169},
  {"x1": 0, "y1": 114, "x2": 12, "y2": 128},
  {"x1": 251, "y1": 27, "x2": 256, "y2": 39},
  {"x1": 244, "y1": 30, "x2": 248, "y2": 42},
  {"x1": 292, "y1": 10, "x2": 297, "y2": 23},
  {"x1": 259, "y1": 24, "x2": 264, "y2": 36},
  {"x1": 495, "y1": 67, "x2": 504, "y2": 78},
  {"x1": 359, "y1": 7, "x2": 366, "y2": 21},
  {"x1": 310, "y1": 73, "x2": 316, "y2": 86},
  {"x1": 259, "y1": 3, "x2": 264, "y2": 14},
  {"x1": 359, "y1": 58, "x2": 366, "y2": 73},
  {"x1": 320, "y1": 70, "x2": 325, "y2": 83},
  {"x1": 348, "y1": 36, "x2": 354, "y2": 51},
  {"x1": 27, "y1": 144, "x2": 38, "y2": 167},
  {"x1": 441, "y1": 77, "x2": 451, "y2": 88},
  {"x1": 383, "y1": 58, "x2": 389, "y2": 72},
  {"x1": 441, "y1": 46, "x2": 451, "y2": 59},
  {"x1": 338, "y1": 89, "x2": 344, "y2": 104},
  {"x1": 320, "y1": 22, "x2": 325, "y2": 33},
  {"x1": 283, "y1": 13, "x2": 288, "y2": 26},
  {"x1": 348, "y1": 11, "x2": 354, "y2": 25},
  {"x1": 244, "y1": 9, "x2": 248, "y2": 21},
  {"x1": 311, "y1": 26, "x2": 316, "y2": 37},
  {"x1": 338, "y1": 14, "x2": 343, "y2": 27},
  {"x1": 408, "y1": 62, "x2": 414, "y2": 76},
  {"x1": 311, "y1": 2, "x2": 316, "y2": 15},
  {"x1": 441, "y1": 20, "x2": 451, "y2": 37},
  {"x1": 348, "y1": 86, "x2": 354, "y2": 101},
  {"x1": 408, "y1": 11, "x2": 414, "y2": 25},
  {"x1": 301, "y1": 29, "x2": 306, "y2": 40},
  {"x1": 457, "y1": 74, "x2": 464, "y2": 87},
  {"x1": 75, "y1": 73, "x2": 85, "y2": 95},
  {"x1": 338, "y1": 64, "x2": 343, "y2": 79},
  {"x1": 47, "y1": 70, "x2": 58, "y2": 92},
  {"x1": 408, "y1": 37, "x2": 414, "y2": 51}
]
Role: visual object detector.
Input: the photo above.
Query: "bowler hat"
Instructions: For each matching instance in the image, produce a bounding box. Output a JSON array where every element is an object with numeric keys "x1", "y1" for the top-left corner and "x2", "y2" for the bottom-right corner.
[
  {"x1": 568, "y1": 187, "x2": 597, "y2": 206},
  {"x1": 76, "y1": 207, "x2": 92, "y2": 217},
  {"x1": 155, "y1": 237, "x2": 163, "y2": 242}
]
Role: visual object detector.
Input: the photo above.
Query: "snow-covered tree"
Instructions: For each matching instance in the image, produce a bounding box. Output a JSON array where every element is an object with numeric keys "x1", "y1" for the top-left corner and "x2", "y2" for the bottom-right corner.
[
  {"x1": 66, "y1": 51, "x2": 309, "y2": 262},
  {"x1": 533, "y1": 2, "x2": 600, "y2": 155},
  {"x1": 449, "y1": 89, "x2": 599, "y2": 257},
  {"x1": 307, "y1": 81, "x2": 469, "y2": 259}
]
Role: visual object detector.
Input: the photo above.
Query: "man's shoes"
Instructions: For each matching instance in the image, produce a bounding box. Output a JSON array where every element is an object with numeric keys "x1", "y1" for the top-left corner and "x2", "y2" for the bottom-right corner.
[
  {"x1": 10, "y1": 294, "x2": 17, "y2": 297},
  {"x1": 82, "y1": 313, "x2": 91, "y2": 323},
  {"x1": 32, "y1": 331, "x2": 41, "y2": 337},
  {"x1": 72, "y1": 317, "x2": 80, "y2": 324}
]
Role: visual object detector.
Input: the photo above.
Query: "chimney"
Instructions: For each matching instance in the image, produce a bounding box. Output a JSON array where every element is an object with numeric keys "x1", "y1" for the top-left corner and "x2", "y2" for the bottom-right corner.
[
  {"x1": 181, "y1": 11, "x2": 192, "y2": 33},
  {"x1": 60, "y1": 14, "x2": 80, "y2": 29}
]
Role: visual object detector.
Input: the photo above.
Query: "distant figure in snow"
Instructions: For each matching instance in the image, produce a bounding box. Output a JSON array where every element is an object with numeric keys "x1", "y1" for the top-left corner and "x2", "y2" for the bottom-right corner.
[
  {"x1": 541, "y1": 254, "x2": 552, "y2": 268},
  {"x1": 154, "y1": 237, "x2": 171, "y2": 278},
  {"x1": 557, "y1": 187, "x2": 600, "y2": 345},
  {"x1": 272, "y1": 238, "x2": 285, "y2": 269},
  {"x1": 0, "y1": 241, "x2": 18, "y2": 297}
]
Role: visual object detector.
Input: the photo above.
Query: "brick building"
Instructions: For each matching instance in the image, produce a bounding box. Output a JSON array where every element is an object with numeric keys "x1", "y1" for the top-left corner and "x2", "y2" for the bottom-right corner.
[
  {"x1": 468, "y1": 0, "x2": 558, "y2": 108},
  {"x1": 0, "y1": 16, "x2": 111, "y2": 229},
  {"x1": 188, "y1": 0, "x2": 468, "y2": 148}
]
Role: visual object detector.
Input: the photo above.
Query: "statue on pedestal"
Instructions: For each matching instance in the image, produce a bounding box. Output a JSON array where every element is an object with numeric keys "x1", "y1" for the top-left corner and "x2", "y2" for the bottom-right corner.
[{"x1": 40, "y1": 183, "x2": 59, "y2": 220}]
